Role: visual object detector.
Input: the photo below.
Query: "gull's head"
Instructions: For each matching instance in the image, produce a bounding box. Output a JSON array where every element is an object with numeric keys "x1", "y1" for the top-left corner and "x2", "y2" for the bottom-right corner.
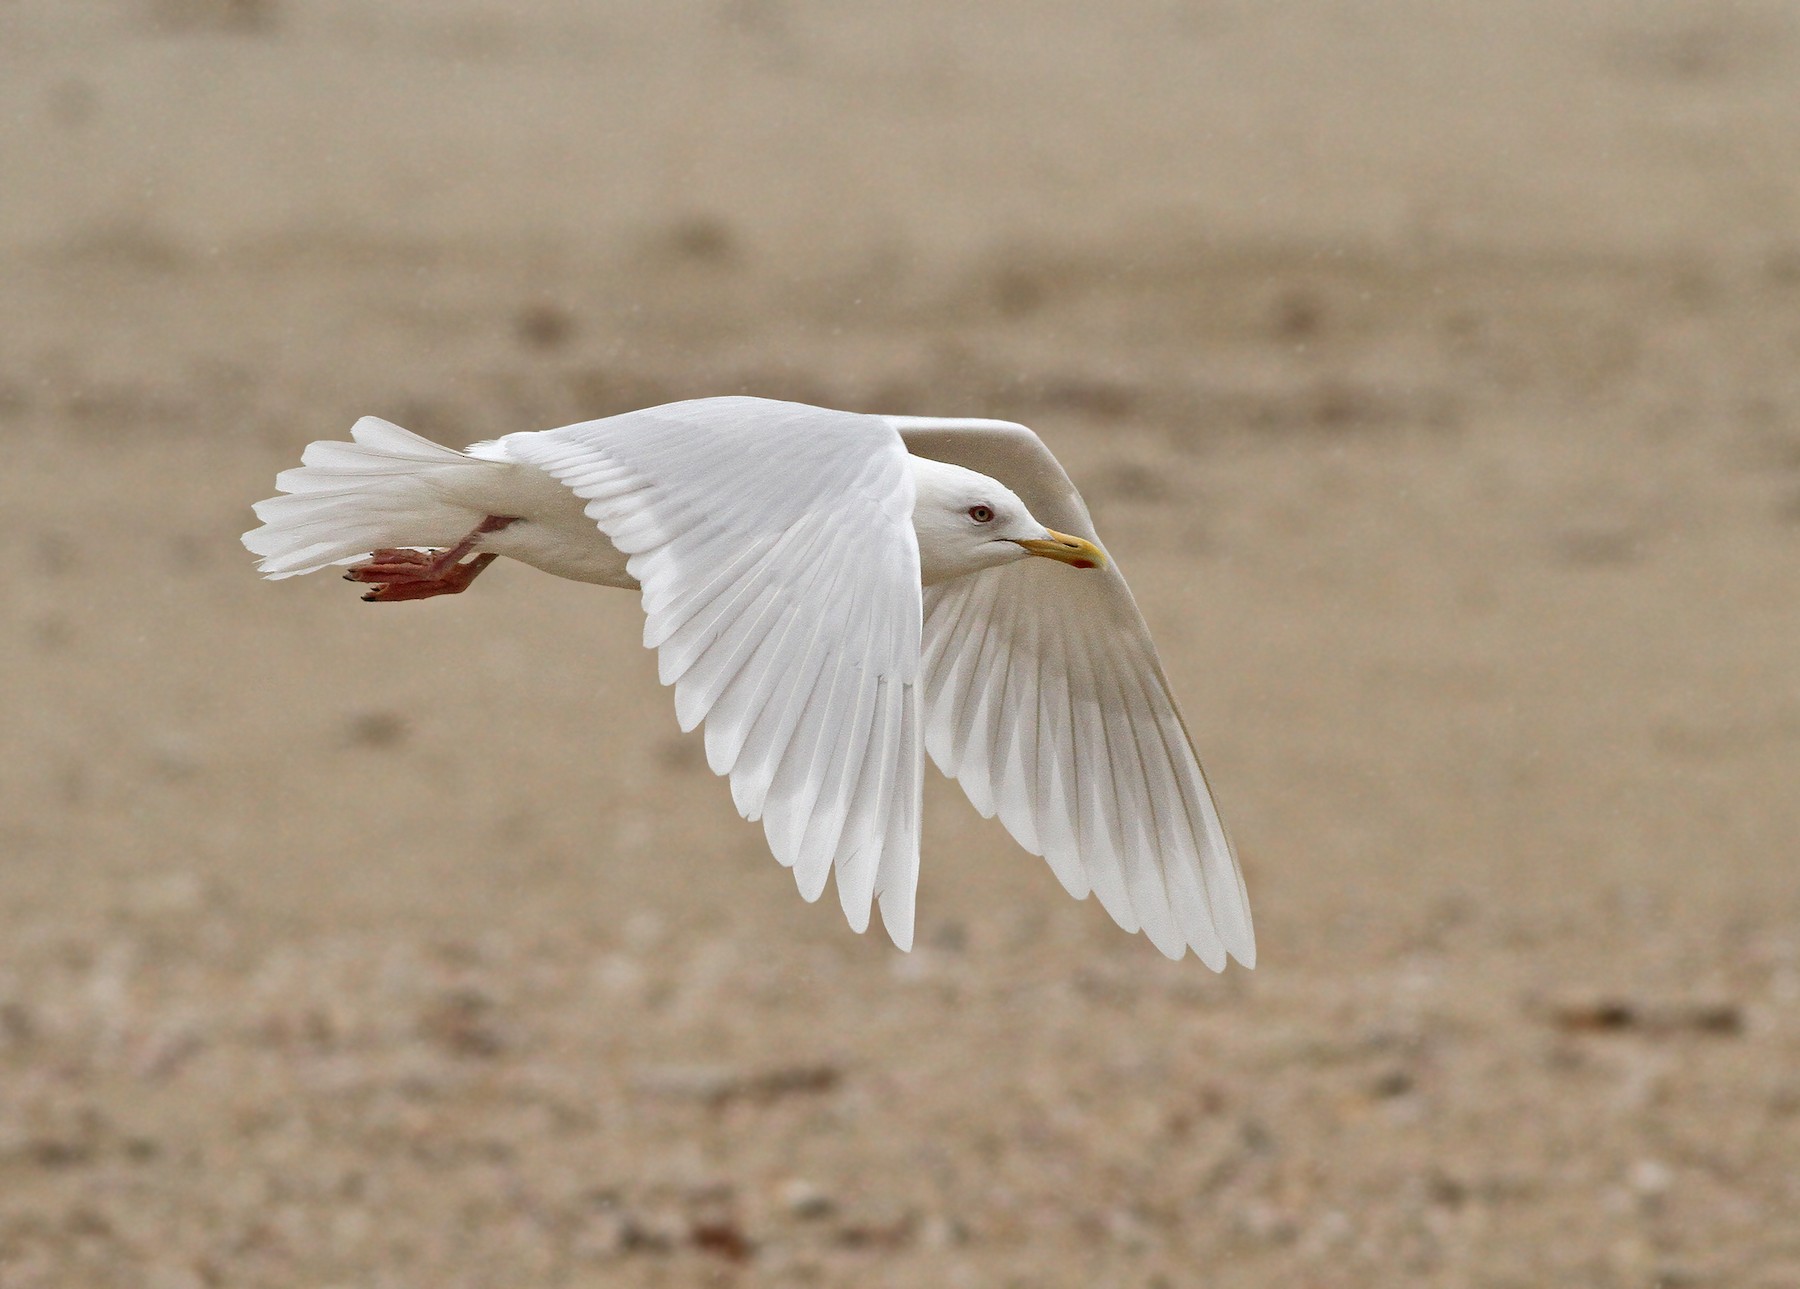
[{"x1": 908, "y1": 456, "x2": 1107, "y2": 586}]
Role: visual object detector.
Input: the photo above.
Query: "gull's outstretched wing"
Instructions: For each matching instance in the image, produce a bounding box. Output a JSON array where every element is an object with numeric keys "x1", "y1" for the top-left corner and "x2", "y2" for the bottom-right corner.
[
  {"x1": 889, "y1": 416, "x2": 1252, "y2": 968},
  {"x1": 510, "y1": 398, "x2": 924, "y2": 948}
]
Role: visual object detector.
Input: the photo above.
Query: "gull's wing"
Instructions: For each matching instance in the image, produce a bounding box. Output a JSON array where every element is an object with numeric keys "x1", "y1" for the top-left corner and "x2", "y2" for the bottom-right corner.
[
  {"x1": 888, "y1": 416, "x2": 1253, "y2": 968},
  {"x1": 510, "y1": 398, "x2": 923, "y2": 948}
]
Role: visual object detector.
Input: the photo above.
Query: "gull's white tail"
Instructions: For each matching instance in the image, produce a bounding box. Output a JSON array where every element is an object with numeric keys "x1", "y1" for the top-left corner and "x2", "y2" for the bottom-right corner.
[{"x1": 244, "y1": 417, "x2": 493, "y2": 578}]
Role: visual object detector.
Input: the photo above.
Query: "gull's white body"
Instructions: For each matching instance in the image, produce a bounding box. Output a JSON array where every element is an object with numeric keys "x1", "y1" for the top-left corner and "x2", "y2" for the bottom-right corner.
[{"x1": 245, "y1": 397, "x2": 1253, "y2": 968}]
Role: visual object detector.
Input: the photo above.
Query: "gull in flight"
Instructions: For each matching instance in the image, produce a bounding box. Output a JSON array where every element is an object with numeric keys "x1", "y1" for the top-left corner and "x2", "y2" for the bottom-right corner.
[{"x1": 244, "y1": 397, "x2": 1253, "y2": 968}]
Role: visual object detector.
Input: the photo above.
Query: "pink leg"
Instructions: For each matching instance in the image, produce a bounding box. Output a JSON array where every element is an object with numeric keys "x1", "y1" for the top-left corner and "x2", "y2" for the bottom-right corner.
[{"x1": 346, "y1": 515, "x2": 518, "y2": 603}]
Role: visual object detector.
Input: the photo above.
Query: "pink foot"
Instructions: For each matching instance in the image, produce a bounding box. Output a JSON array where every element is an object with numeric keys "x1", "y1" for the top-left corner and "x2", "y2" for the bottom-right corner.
[
  {"x1": 346, "y1": 515, "x2": 517, "y2": 603},
  {"x1": 349, "y1": 551, "x2": 498, "y2": 602}
]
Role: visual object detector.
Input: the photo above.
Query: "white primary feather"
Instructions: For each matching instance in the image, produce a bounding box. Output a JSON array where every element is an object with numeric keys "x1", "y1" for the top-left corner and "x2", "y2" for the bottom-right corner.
[
  {"x1": 891, "y1": 416, "x2": 1254, "y2": 968},
  {"x1": 502, "y1": 398, "x2": 925, "y2": 948}
]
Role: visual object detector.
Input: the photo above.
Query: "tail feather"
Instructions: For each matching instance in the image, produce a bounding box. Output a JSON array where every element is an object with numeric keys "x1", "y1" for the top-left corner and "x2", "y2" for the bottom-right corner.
[
  {"x1": 244, "y1": 417, "x2": 497, "y2": 579},
  {"x1": 347, "y1": 415, "x2": 466, "y2": 458}
]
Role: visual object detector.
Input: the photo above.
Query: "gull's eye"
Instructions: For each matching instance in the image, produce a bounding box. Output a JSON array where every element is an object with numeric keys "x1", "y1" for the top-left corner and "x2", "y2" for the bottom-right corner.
[{"x1": 968, "y1": 505, "x2": 994, "y2": 523}]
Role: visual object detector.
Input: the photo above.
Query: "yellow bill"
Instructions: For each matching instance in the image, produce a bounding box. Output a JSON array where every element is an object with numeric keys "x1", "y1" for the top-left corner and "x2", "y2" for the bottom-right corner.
[{"x1": 1015, "y1": 530, "x2": 1106, "y2": 570}]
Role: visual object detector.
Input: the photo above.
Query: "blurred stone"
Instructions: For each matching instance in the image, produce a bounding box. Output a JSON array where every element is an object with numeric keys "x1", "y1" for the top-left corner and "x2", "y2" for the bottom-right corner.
[
  {"x1": 690, "y1": 1215, "x2": 754, "y2": 1262},
  {"x1": 1272, "y1": 287, "x2": 1325, "y2": 339},
  {"x1": 1299, "y1": 1209, "x2": 1354, "y2": 1259},
  {"x1": 147, "y1": 0, "x2": 279, "y2": 34},
  {"x1": 1103, "y1": 1206, "x2": 1155, "y2": 1250},
  {"x1": 144, "y1": 1262, "x2": 209, "y2": 1289},
  {"x1": 514, "y1": 303, "x2": 576, "y2": 351},
  {"x1": 1552, "y1": 525, "x2": 1644, "y2": 567},
  {"x1": 572, "y1": 1208, "x2": 630, "y2": 1262},
  {"x1": 832, "y1": 1202, "x2": 916, "y2": 1250},
  {"x1": 1370, "y1": 1067, "x2": 1415, "y2": 1099},
  {"x1": 33, "y1": 613, "x2": 75, "y2": 651},
  {"x1": 633, "y1": 1062, "x2": 841, "y2": 1107},
  {"x1": 655, "y1": 734, "x2": 706, "y2": 771},
  {"x1": 1236, "y1": 1201, "x2": 1298, "y2": 1245},
  {"x1": 622, "y1": 909, "x2": 666, "y2": 950},
  {"x1": 917, "y1": 1213, "x2": 969, "y2": 1249},
  {"x1": 0, "y1": 1002, "x2": 35, "y2": 1050},
  {"x1": 417, "y1": 989, "x2": 506, "y2": 1058},
  {"x1": 660, "y1": 214, "x2": 738, "y2": 265},
  {"x1": 592, "y1": 952, "x2": 645, "y2": 994},
  {"x1": 1630, "y1": 1158, "x2": 1673, "y2": 1197},
  {"x1": 1037, "y1": 377, "x2": 1135, "y2": 419},
  {"x1": 144, "y1": 732, "x2": 202, "y2": 781},
  {"x1": 127, "y1": 870, "x2": 206, "y2": 915},
  {"x1": 134, "y1": 1025, "x2": 204, "y2": 1080},
  {"x1": 1544, "y1": 995, "x2": 1743, "y2": 1037},
  {"x1": 343, "y1": 710, "x2": 407, "y2": 749},
  {"x1": 619, "y1": 1208, "x2": 686, "y2": 1254},
  {"x1": 1769, "y1": 1082, "x2": 1800, "y2": 1117},
  {"x1": 778, "y1": 1177, "x2": 835, "y2": 1220},
  {"x1": 926, "y1": 919, "x2": 969, "y2": 952}
]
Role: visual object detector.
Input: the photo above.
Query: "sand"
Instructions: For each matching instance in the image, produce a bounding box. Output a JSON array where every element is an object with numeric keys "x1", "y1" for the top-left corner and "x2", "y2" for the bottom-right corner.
[{"x1": 3, "y1": 2, "x2": 1799, "y2": 1285}]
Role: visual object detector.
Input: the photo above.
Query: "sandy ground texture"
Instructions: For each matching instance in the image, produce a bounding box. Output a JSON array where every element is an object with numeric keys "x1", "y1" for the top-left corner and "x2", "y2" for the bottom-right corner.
[{"x1": 4, "y1": 1, "x2": 1800, "y2": 1286}]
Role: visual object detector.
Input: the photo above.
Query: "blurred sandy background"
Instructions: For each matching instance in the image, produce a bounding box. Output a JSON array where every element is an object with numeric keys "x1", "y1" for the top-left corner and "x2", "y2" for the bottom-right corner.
[{"x1": 4, "y1": 1, "x2": 1800, "y2": 1285}]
